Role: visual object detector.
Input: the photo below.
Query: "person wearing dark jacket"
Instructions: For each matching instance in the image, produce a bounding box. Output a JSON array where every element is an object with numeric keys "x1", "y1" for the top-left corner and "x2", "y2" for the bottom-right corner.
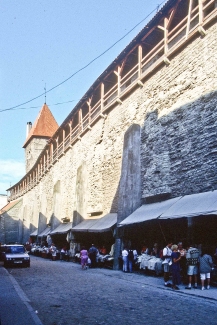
[{"x1": 88, "y1": 244, "x2": 98, "y2": 268}]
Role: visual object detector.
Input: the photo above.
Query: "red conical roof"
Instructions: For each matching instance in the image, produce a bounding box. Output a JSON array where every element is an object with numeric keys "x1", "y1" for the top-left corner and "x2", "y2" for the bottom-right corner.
[{"x1": 23, "y1": 104, "x2": 59, "y2": 148}]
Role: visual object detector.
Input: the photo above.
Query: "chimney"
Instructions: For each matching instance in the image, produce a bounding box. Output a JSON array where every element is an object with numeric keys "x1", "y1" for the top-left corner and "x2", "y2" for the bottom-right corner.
[{"x1": 26, "y1": 122, "x2": 32, "y2": 138}]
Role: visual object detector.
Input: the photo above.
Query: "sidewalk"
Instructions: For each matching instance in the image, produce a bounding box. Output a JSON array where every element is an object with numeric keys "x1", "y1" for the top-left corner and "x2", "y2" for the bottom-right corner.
[
  {"x1": 0, "y1": 265, "x2": 43, "y2": 325},
  {"x1": 96, "y1": 266, "x2": 217, "y2": 301}
]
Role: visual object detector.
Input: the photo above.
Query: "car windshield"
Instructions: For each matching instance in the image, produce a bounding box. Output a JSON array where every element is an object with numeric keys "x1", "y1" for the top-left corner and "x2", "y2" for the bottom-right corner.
[{"x1": 6, "y1": 246, "x2": 25, "y2": 254}]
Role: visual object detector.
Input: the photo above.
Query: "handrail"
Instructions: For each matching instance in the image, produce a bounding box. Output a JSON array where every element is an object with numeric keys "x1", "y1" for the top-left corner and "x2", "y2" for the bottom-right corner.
[
  {"x1": 141, "y1": 39, "x2": 164, "y2": 65},
  {"x1": 104, "y1": 83, "x2": 118, "y2": 102},
  {"x1": 121, "y1": 63, "x2": 139, "y2": 84},
  {"x1": 7, "y1": 2, "x2": 217, "y2": 201}
]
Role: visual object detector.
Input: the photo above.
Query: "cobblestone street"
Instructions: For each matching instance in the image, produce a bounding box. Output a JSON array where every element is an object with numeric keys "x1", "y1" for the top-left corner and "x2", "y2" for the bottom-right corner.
[{"x1": 3, "y1": 256, "x2": 217, "y2": 325}]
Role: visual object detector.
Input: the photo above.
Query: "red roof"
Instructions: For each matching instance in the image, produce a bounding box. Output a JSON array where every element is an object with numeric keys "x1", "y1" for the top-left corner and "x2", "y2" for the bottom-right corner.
[
  {"x1": 0, "y1": 199, "x2": 22, "y2": 214},
  {"x1": 23, "y1": 104, "x2": 59, "y2": 148}
]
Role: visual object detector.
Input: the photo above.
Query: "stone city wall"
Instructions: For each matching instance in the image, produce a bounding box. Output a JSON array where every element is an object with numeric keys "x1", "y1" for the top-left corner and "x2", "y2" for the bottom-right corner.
[{"x1": 9, "y1": 22, "x2": 217, "y2": 242}]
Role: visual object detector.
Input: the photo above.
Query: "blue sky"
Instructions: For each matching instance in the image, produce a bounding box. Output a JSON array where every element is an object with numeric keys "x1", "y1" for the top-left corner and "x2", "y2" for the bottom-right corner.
[{"x1": 0, "y1": 0, "x2": 167, "y2": 194}]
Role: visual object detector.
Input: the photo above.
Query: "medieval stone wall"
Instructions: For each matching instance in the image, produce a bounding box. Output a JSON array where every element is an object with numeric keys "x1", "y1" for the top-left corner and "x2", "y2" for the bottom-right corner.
[
  {"x1": 8, "y1": 21, "x2": 217, "y2": 243},
  {"x1": 25, "y1": 138, "x2": 48, "y2": 173},
  {"x1": 3, "y1": 200, "x2": 23, "y2": 244}
]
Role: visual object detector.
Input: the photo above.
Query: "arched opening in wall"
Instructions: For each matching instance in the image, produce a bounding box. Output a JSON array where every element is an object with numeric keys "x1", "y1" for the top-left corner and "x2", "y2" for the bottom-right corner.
[
  {"x1": 71, "y1": 111, "x2": 79, "y2": 142},
  {"x1": 141, "y1": 26, "x2": 164, "y2": 75},
  {"x1": 81, "y1": 102, "x2": 89, "y2": 131},
  {"x1": 90, "y1": 85, "x2": 101, "y2": 122},
  {"x1": 120, "y1": 48, "x2": 138, "y2": 93},
  {"x1": 104, "y1": 71, "x2": 118, "y2": 107},
  {"x1": 167, "y1": 0, "x2": 192, "y2": 50}
]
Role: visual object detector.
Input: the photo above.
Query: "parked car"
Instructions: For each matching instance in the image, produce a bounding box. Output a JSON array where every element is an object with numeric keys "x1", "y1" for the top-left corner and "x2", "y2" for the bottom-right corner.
[{"x1": 2, "y1": 244, "x2": 30, "y2": 268}]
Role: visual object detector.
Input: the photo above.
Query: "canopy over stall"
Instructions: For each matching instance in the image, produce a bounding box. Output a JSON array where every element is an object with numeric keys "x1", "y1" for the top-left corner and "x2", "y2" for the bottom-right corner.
[
  {"x1": 38, "y1": 227, "x2": 51, "y2": 237},
  {"x1": 159, "y1": 190, "x2": 217, "y2": 219},
  {"x1": 50, "y1": 222, "x2": 72, "y2": 235},
  {"x1": 72, "y1": 213, "x2": 117, "y2": 233},
  {"x1": 30, "y1": 229, "x2": 38, "y2": 236},
  {"x1": 119, "y1": 190, "x2": 217, "y2": 226},
  {"x1": 118, "y1": 197, "x2": 181, "y2": 226}
]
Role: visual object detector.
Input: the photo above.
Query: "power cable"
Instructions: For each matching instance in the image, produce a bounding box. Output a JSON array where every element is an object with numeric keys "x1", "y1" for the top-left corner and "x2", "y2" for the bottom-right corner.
[
  {"x1": 2, "y1": 0, "x2": 167, "y2": 113},
  {"x1": 0, "y1": 100, "x2": 76, "y2": 113}
]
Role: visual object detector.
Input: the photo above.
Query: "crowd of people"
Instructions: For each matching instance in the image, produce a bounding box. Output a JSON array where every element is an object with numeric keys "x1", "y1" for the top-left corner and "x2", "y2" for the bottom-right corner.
[
  {"x1": 120, "y1": 241, "x2": 216, "y2": 291},
  {"x1": 79, "y1": 244, "x2": 109, "y2": 270},
  {"x1": 28, "y1": 239, "x2": 216, "y2": 290},
  {"x1": 162, "y1": 241, "x2": 215, "y2": 290}
]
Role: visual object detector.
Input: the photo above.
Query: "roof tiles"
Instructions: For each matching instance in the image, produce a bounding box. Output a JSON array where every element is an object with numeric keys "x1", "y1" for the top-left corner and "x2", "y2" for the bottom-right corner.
[{"x1": 23, "y1": 104, "x2": 59, "y2": 148}]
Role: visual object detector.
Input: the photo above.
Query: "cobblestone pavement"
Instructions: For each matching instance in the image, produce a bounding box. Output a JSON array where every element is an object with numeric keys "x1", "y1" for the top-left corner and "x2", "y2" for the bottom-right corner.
[{"x1": 5, "y1": 256, "x2": 217, "y2": 325}]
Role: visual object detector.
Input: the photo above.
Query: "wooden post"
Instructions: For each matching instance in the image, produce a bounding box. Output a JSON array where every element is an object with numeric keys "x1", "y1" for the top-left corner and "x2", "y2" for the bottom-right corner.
[
  {"x1": 138, "y1": 45, "x2": 142, "y2": 78},
  {"x1": 40, "y1": 159, "x2": 42, "y2": 177},
  {"x1": 50, "y1": 142, "x2": 53, "y2": 164},
  {"x1": 86, "y1": 98, "x2": 91, "y2": 124},
  {"x1": 79, "y1": 108, "x2": 83, "y2": 132},
  {"x1": 186, "y1": 0, "x2": 193, "y2": 39},
  {"x1": 118, "y1": 66, "x2": 121, "y2": 97},
  {"x1": 62, "y1": 128, "x2": 65, "y2": 153},
  {"x1": 101, "y1": 82, "x2": 104, "y2": 112},
  {"x1": 46, "y1": 149, "x2": 49, "y2": 168},
  {"x1": 198, "y1": 0, "x2": 203, "y2": 25},
  {"x1": 69, "y1": 120, "x2": 72, "y2": 144},
  {"x1": 43, "y1": 154, "x2": 46, "y2": 172},
  {"x1": 56, "y1": 137, "x2": 59, "y2": 158},
  {"x1": 164, "y1": 18, "x2": 168, "y2": 55},
  {"x1": 114, "y1": 67, "x2": 121, "y2": 98}
]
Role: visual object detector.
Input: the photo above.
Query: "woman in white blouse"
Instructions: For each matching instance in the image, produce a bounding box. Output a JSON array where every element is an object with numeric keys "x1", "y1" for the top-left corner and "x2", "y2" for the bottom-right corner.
[{"x1": 122, "y1": 247, "x2": 128, "y2": 272}]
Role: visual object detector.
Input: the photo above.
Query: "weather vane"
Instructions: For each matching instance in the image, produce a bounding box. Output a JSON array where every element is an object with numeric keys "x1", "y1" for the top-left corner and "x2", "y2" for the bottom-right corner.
[{"x1": 44, "y1": 83, "x2": 47, "y2": 104}]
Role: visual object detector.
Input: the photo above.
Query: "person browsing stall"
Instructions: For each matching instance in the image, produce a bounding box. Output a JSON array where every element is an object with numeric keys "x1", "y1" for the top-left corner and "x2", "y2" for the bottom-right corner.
[{"x1": 162, "y1": 241, "x2": 173, "y2": 287}]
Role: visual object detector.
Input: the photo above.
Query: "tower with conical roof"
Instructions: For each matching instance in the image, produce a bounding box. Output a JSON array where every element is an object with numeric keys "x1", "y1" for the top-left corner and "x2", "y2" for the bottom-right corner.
[{"x1": 23, "y1": 103, "x2": 59, "y2": 173}]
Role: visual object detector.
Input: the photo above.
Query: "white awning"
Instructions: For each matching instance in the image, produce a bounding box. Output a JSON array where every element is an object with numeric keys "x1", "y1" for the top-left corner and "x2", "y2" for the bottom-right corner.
[
  {"x1": 72, "y1": 213, "x2": 117, "y2": 233},
  {"x1": 159, "y1": 190, "x2": 217, "y2": 219},
  {"x1": 30, "y1": 229, "x2": 38, "y2": 236},
  {"x1": 118, "y1": 197, "x2": 181, "y2": 226},
  {"x1": 72, "y1": 219, "x2": 98, "y2": 232},
  {"x1": 88, "y1": 213, "x2": 117, "y2": 232},
  {"x1": 50, "y1": 222, "x2": 72, "y2": 235},
  {"x1": 38, "y1": 227, "x2": 51, "y2": 237}
]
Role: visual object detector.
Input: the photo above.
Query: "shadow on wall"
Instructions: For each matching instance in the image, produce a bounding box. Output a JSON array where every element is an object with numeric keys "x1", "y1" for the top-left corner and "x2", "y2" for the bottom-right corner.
[
  {"x1": 38, "y1": 212, "x2": 47, "y2": 234},
  {"x1": 140, "y1": 89, "x2": 217, "y2": 199},
  {"x1": 72, "y1": 210, "x2": 83, "y2": 227},
  {"x1": 112, "y1": 89, "x2": 217, "y2": 226},
  {"x1": 110, "y1": 124, "x2": 142, "y2": 223},
  {"x1": 49, "y1": 213, "x2": 61, "y2": 231},
  {"x1": 110, "y1": 124, "x2": 142, "y2": 269},
  {"x1": 110, "y1": 90, "x2": 217, "y2": 268}
]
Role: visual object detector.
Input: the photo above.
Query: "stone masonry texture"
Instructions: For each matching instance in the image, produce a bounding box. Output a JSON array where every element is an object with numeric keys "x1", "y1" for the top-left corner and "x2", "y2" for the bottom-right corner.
[{"x1": 4, "y1": 21, "x2": 217, "y2": 243}]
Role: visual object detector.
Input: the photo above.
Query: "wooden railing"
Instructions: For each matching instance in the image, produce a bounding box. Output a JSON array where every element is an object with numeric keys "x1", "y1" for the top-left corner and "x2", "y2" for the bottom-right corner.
[{"x1": 8, "y1": 0, "x2": 217, "y2": 201}]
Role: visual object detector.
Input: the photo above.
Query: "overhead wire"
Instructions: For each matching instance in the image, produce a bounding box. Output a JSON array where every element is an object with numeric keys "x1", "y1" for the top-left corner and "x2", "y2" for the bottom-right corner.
[
  {"x1": 0, "y1": 100, "x2": 76, "y2": 113},
  {"x1": 1, "y1": 0, "x2": 167, "y2": 113}
]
